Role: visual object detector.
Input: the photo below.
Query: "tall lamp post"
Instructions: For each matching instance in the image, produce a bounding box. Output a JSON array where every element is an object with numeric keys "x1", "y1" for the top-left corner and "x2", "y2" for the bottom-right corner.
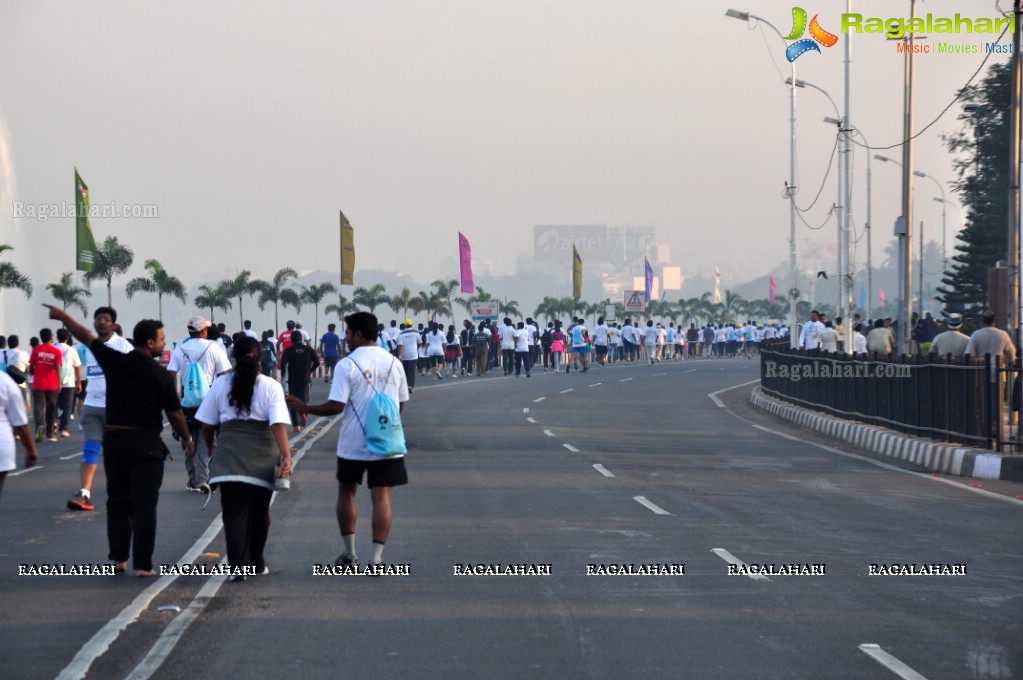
[
  {"x1": 914, "y1": 170, "x2": 947, "y2": 273},
  {"x1": 789, "y1": 77, "x2": 844, "y2": 327},
  {"x1": 840, "y1": 124, "x2": 874, "y2": 321},
  {"x1": 727, "y1": 8, "x2": 799, "y2": 348}
]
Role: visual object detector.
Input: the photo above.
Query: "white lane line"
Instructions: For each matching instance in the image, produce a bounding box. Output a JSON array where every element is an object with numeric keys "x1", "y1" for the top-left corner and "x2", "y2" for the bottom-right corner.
[
  {"x1": 533, "y1": 397, "x2": 546, "y2": 403},
  {"x1": 707, "y1": 379, "x2": 760, "y2": 408},
  {"x1": 60, "y1": 452, "x2": 82, "y2": 460},
  {"x1": 718, "y1": 389, "x2": 1023, "y2": 508},
  {"x1": 560, "y1": 388, "x2": 574, "y2": 394},
  {"x1": 588, "y1": 383, "x2": 602, "y2": 387},
  {"x1": 9, "y1": 465, "x2": 44, "y2": 477},
  {"x1": 543, "y1": 430, "x2": 555, "y2": 437},
  {"x1": 523, "y1": 408, "x2": 529, "y2": 413},
  {"x1": 58, "y1": 416, "x2": 339, "y2": 680},
  {"x1": 858, "y1": 645, "x2": 929, "y2": 680},
  {"x1": 562, "y1": 443, "x2": 580, "y2": 452},
  {"x1": 711, "y1": 548, "x2": 770, "y2": 582},
  {"x1": 527, "y1": 417, "x2": 537, "y2": 424},
  {"x1": 684, "y1": 369, "x2": 697, "y2": 373},
  {"x1": 633, "y1": 496, "x2": 671, "y2": 515},
  {"x1": 652, "y1": 372, "x2": 667, "y2": 376},
  {"x1": 618, "y1": 378, "x2": 633, "y2": 382},
  {"x1": 593, "y1": 464, "x2": 615, "y2": 478}
]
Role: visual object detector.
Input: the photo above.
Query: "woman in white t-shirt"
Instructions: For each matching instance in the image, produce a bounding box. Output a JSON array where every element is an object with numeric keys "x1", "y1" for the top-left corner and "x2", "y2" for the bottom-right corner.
[
  {"x1": 196, "y1": 336, "x2": 292, "y2": 581},
  {"x1": 0, "y1": 370, "x2": 39, "y2": 500}
]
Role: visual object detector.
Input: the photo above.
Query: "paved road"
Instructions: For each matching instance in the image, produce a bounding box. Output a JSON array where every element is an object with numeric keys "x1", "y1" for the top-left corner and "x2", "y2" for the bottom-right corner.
[{"x1": 2, "y1": 358, "x2": 1021, "y2": 680}]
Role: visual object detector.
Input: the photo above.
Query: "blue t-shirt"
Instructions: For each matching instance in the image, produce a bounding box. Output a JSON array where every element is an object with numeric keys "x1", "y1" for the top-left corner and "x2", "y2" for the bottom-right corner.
[{"x1": 321, "y1": 332, "x2": 341, "y2": 358}]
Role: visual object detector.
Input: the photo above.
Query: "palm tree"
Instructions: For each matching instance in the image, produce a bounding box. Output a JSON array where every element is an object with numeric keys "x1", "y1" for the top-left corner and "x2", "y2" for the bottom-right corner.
[
  {"x1": 299, "y1": 282, "x2": 338, "y2": 343},
  {"x1": 223, "y1": 269, "x2": 263, "y2": 330},
  {"x1": 124, "y1": 259, "x2": 187, "y2": 320},
  {"x1": 352, "y1": 284, "x2": 391, "y2": 314},
  {"x1": 46, "y1": 272, "x2": 91, "y2": 316},
  {"x1": 82, "y1": 235, "x2": 134, "y2": 307},
  {"x1": 0, "y1": 244, "x2": 32, "y2": 299},
  {"x1": 501, "y1": 298, "x2": 521, "y2": 319},
  {"x1": 533, "y1": 296, "x2": 561, "y2": 322},
  {"x1": 721, "y1": 290, "x2": 746, "y2": 324},
  {"x1": 388, "y1": 287, "x2": 413, "y2": 320},
  {"x1": 256, "y1": 267, "x2": 301, "y2": 332},
  {"x1": 409, "y1": 290, "x2": 445, "y2": 322},
  {"x1": 193, "y1": 282, "x2": 233, "y2": 324},
  {"x1": 325, "y1": 295, "x2": 358, "y2": 320},
  {"x1": 431, "y1": 278, "x2": 459, "y2": 327}
]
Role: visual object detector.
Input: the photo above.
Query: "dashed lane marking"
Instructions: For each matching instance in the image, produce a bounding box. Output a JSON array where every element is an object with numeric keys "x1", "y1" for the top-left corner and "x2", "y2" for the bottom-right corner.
[
  {"x1": 858, "y1": 644, "x2": 929, "y2": 680},
  {"x1": 560, "y1": 389, "x2": 574, "y2": 394},
  {"x1": 633, "y1": 496, "x2": 670, "y2": 515},
  {"x1": 588, "y1": 383, "x2": 602, "y2": 387},
  {"x1": 9, "y1": 465, "x2": 44, "y2": 477},
  {"x1": 562, "y1": 443, "x2": 580, "y2": 452},
  {"x1": 533, "y1": 397, "x2": 546, "y2": 403},
  {"x1": 543, "y1": 430, "x2": 555, "y2": 437},
  {"x1": 527, "y1": 417, "x2": 537, "y2": 424},
  {"x1": 618, "y1": 378, "x2": 633, "y2": 382},
  {"x1": 593, "y1": 464, "x2": 615, "y2": 478},
  {"x1": 711, "y1": 548, "x2": 770, "y2": 582}
]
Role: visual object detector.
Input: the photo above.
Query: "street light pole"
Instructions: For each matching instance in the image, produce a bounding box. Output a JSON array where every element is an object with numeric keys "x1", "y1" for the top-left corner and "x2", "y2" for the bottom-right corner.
[
  {"x1": 914, "y1": 170, "x2": 947, "y2": 274},
  {"x1": 900, "y1": 0, "x2": 917, "y2": 355},
  {"x1": 728, "y1": 8, "x2": 799, "y2": 348},
  {"x1": 842, "y1": 0, "x2": 854, "y2": 353},
  {"x1": 789, "y1": 78, "x2": 843, "y2": 326}
]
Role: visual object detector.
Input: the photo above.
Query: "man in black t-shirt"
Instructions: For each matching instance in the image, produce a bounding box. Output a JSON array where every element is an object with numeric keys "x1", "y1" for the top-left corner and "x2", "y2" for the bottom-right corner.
[
  {"x1": 280, "y1": 330, "x2": 320, "y2": 433},
  {"x1": 45, "y1": 305, "x2": 193, "y2": 577}
]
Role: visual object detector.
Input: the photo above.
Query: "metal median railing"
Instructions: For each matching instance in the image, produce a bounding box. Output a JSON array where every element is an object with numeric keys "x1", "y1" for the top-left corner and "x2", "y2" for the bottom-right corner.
[{"x1": 758, "y1": 340, "x2": 1011, "y2": 451}]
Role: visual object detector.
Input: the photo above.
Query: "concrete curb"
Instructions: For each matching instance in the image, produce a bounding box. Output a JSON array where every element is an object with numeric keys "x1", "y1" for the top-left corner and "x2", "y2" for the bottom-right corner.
[{"x1": 750, "y1": 387, "x2": 1023, "y2": 482}]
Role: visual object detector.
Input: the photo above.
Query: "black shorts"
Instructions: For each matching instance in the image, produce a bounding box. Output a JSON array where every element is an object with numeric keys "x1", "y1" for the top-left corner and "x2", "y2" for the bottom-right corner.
[
  {"x1": 336, "y1": 456, "x2": 408, "y2": 488},
  {"x1": 324, "y1": 355, "x2": 339, "y2": 369}
]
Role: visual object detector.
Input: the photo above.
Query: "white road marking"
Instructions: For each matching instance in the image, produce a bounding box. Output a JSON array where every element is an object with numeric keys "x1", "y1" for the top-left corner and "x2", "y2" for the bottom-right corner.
[
  {"x1": 618, "y1": 378, "x2": 633, "y2": 382},
  {"x1": 588, "y1": 383, "x2": 602, "y2": 387},
  {"x1": 560, "y1": 388, "x2": 574, "y2": 394},
  {"x1": 707, "y1": 380, "x2": 760, "y2": 408},
  {"x1": 858, "y1": 644, "x2": 929, "y2": 680},
  {"x1": 716, "y1": 386, "x2": 1023, "y2": 508},
  {"x1": 527, "y1": 417, "x2": 537, "y2": 424},
  {"x1": 710, "y1": 548, "x2": 770, "y2": 582},
  {"x1": 652, "y1": 372, "x2": 667, "y2": 376},
  {"x1": 684, "y1": 369, "x2": 697, "y2": 373},
  {"x1": 562, "y1": 443, "x2": 580, "y2": 452},
  {"x1": 593, "y1": 464, "x2": 615, "y2": 478},
  {"x1": 523, "y1": 408, "x2": 529, "y2": 413},
  {"x1": 9, "y1": 465, "x2": 43, "y2": 477},
  {"x1": 533, "y1": 397, "x2": 546, "y2": 403},
  {"x1": 59, "y1": 417, "x2": 339, "y2": 680},
  {"x1": 543, "y1": 430, "x2": 555, "y2": 437},
  {"x1": 60, "y1": 452, "x2": 81, "y2": 460},
  {"x1": 633, "y1": 496, "x2": 671, "y2": 515}
]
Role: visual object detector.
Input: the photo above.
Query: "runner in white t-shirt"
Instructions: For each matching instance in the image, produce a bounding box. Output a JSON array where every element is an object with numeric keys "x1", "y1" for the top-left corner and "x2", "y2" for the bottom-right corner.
[
  {"x1": 642, "y1": 321, "x2": 660, "y2": 364},
  {"x1": 567, "y1": 319, "x2": 590, "y2": 373},
  {"x1": 592, "y1": 318, "x2": 610, "y2": 365},
  {"x1": 286, "y1": 312, "x2": 409, "y2": 570}
]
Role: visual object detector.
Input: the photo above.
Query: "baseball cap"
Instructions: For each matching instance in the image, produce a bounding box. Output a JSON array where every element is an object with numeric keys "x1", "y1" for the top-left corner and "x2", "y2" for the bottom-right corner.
[
  {"x1": 405, "y1": 318, "x2": 413, "y2": 326},
  {"x1": 187, "y1": 316, "x2": 212, "y2": 332},
  {"x1": 947, "y1": 313, "x2": 963, "y2": 329}
]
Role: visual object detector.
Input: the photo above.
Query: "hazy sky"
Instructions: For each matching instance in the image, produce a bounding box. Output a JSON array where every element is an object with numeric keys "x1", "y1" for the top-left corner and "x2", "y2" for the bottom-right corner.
[{"x1": 0, "y1": 0, "x2": 1010, "y2": 332}]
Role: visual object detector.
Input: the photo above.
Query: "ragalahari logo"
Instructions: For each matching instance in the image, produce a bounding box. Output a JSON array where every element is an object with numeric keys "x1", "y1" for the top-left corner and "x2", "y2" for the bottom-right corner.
[{"x1": 784, "y1": 7, "x2": 839, "y2": 62}]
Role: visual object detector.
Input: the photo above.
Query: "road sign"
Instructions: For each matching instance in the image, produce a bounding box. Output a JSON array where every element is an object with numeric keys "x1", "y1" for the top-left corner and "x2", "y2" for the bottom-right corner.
[
  {"x1": 624, "y1": 290, "x2": 645, "y2": 312},
  {"x1": 471, "y1": 302, "x2": 500, "y2": 321},
  {"x1": 604, "y1": 304, "x2": 617, "y2": 322}
]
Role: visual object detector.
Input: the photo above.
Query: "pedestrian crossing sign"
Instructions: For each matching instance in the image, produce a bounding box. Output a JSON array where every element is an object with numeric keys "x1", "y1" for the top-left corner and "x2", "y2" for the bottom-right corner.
[{"x1": 624, "y1": 290, "x2": 645, "y2": 311}]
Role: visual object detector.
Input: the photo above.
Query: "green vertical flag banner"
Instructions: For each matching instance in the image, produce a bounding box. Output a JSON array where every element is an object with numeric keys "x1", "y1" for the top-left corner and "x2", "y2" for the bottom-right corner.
[
  {"x1": 340, "y1": 210, "x2": 355, "y2": 286},
  {"x1": 75, "y1": 168, "x2": 98, "y2": 272},
  {"x1": 572, "y1": 244, "x2": 582, "y2": 299}
]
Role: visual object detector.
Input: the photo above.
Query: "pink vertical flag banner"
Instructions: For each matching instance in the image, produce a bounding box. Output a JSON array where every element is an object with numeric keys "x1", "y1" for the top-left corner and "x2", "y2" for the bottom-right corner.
[
  {"x1": 769, "y1": 276, "x2": 776, "y2": 305},
  {"x1": 879, "y1": 288, "x2": 886, "y2": 308},
  {"x1": 459, "y1": 232, "x2": 474, "y2": 293}
]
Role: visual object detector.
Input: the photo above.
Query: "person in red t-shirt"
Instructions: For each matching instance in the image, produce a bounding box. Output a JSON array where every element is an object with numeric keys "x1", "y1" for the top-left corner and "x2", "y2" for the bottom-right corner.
[{"x1": 29, "y1": 328, "x2": 63, "y2": 442}]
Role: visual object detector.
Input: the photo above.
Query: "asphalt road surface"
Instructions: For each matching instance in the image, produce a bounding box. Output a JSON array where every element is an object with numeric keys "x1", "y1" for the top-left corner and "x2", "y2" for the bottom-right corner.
[{"x1": 2, "y1": 357, "x2": 1021, "y2": 680}]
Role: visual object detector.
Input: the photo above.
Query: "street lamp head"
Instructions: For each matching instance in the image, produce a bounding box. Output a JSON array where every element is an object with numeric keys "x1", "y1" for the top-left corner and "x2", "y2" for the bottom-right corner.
[
  {"x1": 933, "y1": 197, "x2": 944, "y2": 203},
  {"x1": 913, "y1": 170, "x2": 927, "y2": 178},
  {"x1": 824, "y1": 116, "x2": 841, "y2": 126},
  {"x1": 725, "y1": 8, "x2": 751, "y2": 21},
  {"x1": 874, "y1": 154, "x2": 892, "y2": 163},
  {"x1": 785, "y1": 77, "x2": 806, "y2": 88}
]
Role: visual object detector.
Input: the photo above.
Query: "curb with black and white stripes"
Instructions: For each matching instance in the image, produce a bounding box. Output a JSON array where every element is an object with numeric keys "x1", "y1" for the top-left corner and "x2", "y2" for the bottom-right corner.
[{"x1": 750, "y1": 387, "x2": 1023, "y2": 482}]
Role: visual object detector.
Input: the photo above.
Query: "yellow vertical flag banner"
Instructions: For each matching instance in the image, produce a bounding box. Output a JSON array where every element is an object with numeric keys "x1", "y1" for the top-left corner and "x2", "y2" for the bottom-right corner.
[
  {"x1": 714, "y1": 267, "x2": 721, "y2": 304},
  {"x1": 340, "y1": 210, "x2": 355, "y2": 286},
  {"x1": 572, "y1": 244, "x2": 582, "y2": 299},
  {"x1": 75, "y1": 168, "x2": 98, "y2": 272}
]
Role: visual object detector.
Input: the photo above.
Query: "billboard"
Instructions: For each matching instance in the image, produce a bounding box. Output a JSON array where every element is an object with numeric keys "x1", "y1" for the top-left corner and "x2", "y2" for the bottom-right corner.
[{"x1": 533, "y1": 225, "x2": 608, "y2": 263}]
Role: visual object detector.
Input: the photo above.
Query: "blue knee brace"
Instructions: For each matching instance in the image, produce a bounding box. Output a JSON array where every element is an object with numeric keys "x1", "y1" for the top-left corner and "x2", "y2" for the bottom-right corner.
[{"x1": 82, "y1": 440, "x2": 101, "y2": 465}]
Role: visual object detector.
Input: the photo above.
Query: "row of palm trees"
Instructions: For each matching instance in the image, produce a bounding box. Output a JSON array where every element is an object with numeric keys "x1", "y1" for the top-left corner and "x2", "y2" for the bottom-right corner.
[{"x1": 3, "y1": 237, "x2": 819, "y2": 340}]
